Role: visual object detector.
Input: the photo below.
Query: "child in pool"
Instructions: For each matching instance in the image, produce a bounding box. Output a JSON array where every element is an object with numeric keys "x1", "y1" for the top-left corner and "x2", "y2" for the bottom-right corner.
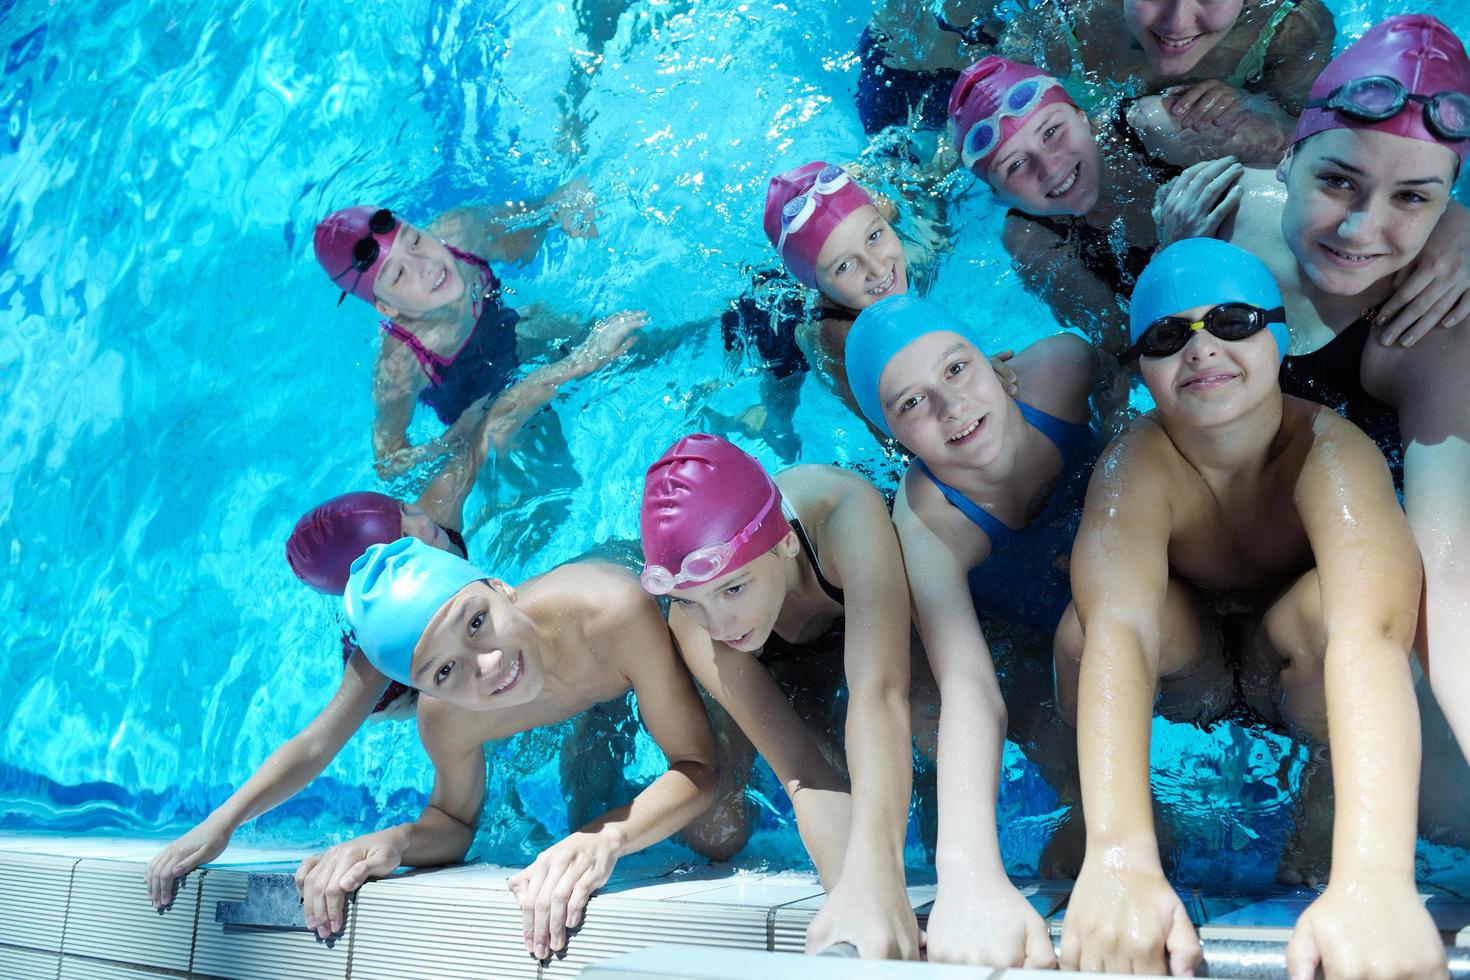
[
  {"x1": 1000, "y1": 0, "x2": 1335, "y2": 163},
  {"x1": 948, "y1": 54, "x2": 1470, "y2": 359},
  {"x1": 1154, "y1": 13, "x2": 1470, "y2": 852},
  {"x1": 762, "y1": 161, "x2": 1017, "y2": 429},
  {"x1": 1057, "y1": 239, "x2": 1440, "y2": 978},
  {"x1": 845, "y1": 293, "x2": 1096, "y2": 966},
  {"x1": 313, "y1": 185, "x2": 645, "y2": 477},
  {"x1": 639, "y1": 434, "x2": 917, "y2": 960},
  {"x1": 293, "y1": 538, "x2": 717, "y2": 962},
  {"x1": 143, "y1": 315, "x2": 639, "y2": 910}
]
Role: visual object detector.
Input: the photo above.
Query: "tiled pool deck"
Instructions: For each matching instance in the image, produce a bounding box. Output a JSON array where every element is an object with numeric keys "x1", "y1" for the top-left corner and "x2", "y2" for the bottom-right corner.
[{"x1": 0, "y1": 832, "x2": 1465, "y2": 978}]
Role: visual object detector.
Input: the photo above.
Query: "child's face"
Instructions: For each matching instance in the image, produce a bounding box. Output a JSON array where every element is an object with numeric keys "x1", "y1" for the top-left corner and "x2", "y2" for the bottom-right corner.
[
  {"x1": 399, "y1": 503, "x2": 453, "y2": 552},
  {"x1": 670, "y1": 542, "x2": 795, "y2": 653},
  {"x1": 813, "y1": 205, "x2": 908, "y2": 311},
  {"x1": 880, "y1": 332, "x2": 1009, "y2": 466},
  {"x1": 985, "y1": 104, "x2": 1101, "y2": 217},
  {"x1": 1282, "y1": 129, "x2": 1456, "y2": 299},
  {"x1": 373, "y1": 220, "x2": 468, "y2": 317},
  {"x1": 411, "y1": 580, "x2": 544, "y2": 710},
  {"x1": 1124, "y1": 0, "x2": 1244, "y2": 77},
  {"x1": 1140, "y1": 304, "x2": 1281, "y2": 427}
]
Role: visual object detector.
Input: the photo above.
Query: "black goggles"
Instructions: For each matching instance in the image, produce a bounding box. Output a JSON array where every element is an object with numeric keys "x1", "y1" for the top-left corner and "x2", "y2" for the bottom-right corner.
[
  {"x1": 1118, "y1": 303, "x2": 1286, "y2": 364},
  {"x1": 1306, "y1": 75, "x2": 1470, "y2": 142},
  {"x1": 335, "y1": 208, "x2": 398, "y2": 306}
]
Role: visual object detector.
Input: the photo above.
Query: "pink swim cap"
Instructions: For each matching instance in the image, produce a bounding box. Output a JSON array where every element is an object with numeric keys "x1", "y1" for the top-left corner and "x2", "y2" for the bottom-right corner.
[
  {"x1": 314, "y1": 206, "x2": 400, "y2": 306},
  {"x1": 763, "y1": 162, "x2": 876, "y2": 289},
  {"x1": 948, "y1": 57, "x2": 1074, "y2": 175},
  {"x1": 1290, "y1": 15, "x2": 1470, "y2": 164},
  {"x1": 641, "y1": 434, "x2": 790, "y2": 590},
  {"x1": 287, "y1": 491, "x2": 403, "y2": 594}
]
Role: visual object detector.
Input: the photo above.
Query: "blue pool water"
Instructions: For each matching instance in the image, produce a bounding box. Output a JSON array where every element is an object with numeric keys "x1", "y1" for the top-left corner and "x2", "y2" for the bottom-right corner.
[{"x1": 1, "y1": 0, "x2": 1466, "y2": 887}]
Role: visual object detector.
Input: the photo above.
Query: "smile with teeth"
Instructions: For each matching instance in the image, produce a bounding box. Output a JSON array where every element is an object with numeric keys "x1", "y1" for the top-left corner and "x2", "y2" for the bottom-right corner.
[
  {"x1": 431, "y1": 266, "x2": 448, "y2": 290},
  {"x1": 1154, "y1": 32, "x2": 1202, "y2": 49},
  {"x1": 948, "y1": 418, "x2": 983, "y2": 442},
  {"x1": 867, "y1": 266, "x2": 897, "y2": 296},
  {"x1": 490, "y1": 653, "x2": 523, "y2": 695},
  {"x1": 1047, "y1": 163, "x2": 1080, "y2": 199},
  {"x1": 1322, "y1": 243, "x2": 1381, "y2": 264}
]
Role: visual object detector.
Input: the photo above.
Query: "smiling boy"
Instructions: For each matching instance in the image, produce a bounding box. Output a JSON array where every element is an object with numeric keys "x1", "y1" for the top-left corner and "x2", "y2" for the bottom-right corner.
[
  {"x1": 293, "y1": 537, "x2": 717, "y2": 963},
  {"x1": 1054, "y1": 239, "x2": 1442, "y2": 978}
]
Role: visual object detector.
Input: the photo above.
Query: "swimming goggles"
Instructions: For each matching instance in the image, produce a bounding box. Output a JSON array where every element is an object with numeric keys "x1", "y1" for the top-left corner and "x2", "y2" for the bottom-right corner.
[
  {"x1": 1118, "y1": 303, "x2": 1287, "y2": 364},
  {"x1": 335, "y1": 208, "x2": 398, "y2": 306},
  {"x1": 775, "y1": 165, "x2": 850, "y2": 257},
  {"x1": 640, "y1": 481, "x2": 780, "y2": 595},
  {"x1": 1306, "y1": 75, "x2": 1470, "y2": 142},
  {"x1": 960, "y1": 75, "x2": 1064, "y2": 169}
]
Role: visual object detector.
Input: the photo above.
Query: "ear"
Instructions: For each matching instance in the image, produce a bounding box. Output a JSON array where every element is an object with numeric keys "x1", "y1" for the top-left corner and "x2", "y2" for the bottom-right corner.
[
  {"x1": 487, "y1": 578, "x2": 517, "y2": 603},
  {"x1": 781, "y1": 529, "x2": 801, "y2": 560},
  {"x1": 374, "y1": 299, "x2": 399, "y2": 318},
  {"x1": 1275, "y1": 145, "x2": 1293, "y2": 183}
]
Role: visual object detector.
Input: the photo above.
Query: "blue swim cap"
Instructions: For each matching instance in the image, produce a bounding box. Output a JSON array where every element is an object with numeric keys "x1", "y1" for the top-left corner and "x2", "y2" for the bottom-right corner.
[
  {"x1": 847, "y1": 294, "x2": 989, "y2": 437},
  {"x1": 1130, "y1": 238, "x2": 1289, "y2": 362},
  {"x1": 343, "y1": 536, "x2": 485, "y2": 686}
]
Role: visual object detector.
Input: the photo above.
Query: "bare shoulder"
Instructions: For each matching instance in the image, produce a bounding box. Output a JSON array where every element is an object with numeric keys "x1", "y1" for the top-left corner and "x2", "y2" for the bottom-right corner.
[
  {"x1": 894, "y1": 466, "x2": 991, "y2": 568},
  {"x1": 1292, "y1": 397, "x2": 1392, "y2": 482},
  {"x1": 778, "y1": 463, "x2": 884, "y2": 517},
  {"x1": 1012, "y1": 332, "x2": 1097, "y2": 424},
  {"x1": 1001, "y1": 210, "x2": 1062, "y2": 259},
  {"x1": 417, "y1": 693, "x2": 511, "y2": 751},
  {"x1": 1274, "y1": 0, "x2": 1335, "y2": 46},
  {"x1": 1090, "y1": 416, "x2": 1179, "y2": 501},
  {"x1": 541, "y1": 561, "x2": 651, "y2": 626}
]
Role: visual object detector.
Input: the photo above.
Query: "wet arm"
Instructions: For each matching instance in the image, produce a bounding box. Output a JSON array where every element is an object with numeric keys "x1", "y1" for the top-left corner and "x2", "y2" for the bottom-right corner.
[
  {"x1": 1296, "y1": 422, "x2": 1422, "y2": 882},
  {"x1": 372, "y1": 343, "x2": 457, "y2": 479},
  {"x1": 821, "y1": 481, "x2": 913, "y2": 885},
  {"x1": 393, "y1": 705, "x2": 491, "y2": 868},
  {"x1": 1254, "y1": 0, "x2": 1336, "y2": 117},
  {"x1": 669, "y1": 609, "x2": 851, "y2": 885},
  {"x1": 893, "y1": 495, "x2": 1007, "y2": 886},
  {"x1": 579, "y1": 605, "x2": 719, "y2": 855},
  {"x1": 210, "y1": 652, "x2": 386, "y2": 831}
]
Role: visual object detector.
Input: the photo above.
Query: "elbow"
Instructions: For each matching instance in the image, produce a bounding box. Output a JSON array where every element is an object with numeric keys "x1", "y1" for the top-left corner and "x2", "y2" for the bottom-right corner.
[{"x1": 674, "y1": 758, "x2": 719, "y2": 807}]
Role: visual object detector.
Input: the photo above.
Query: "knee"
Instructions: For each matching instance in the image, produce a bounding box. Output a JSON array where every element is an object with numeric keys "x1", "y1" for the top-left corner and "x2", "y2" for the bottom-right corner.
[{"x1": 684, "y1": 806, "x2": 751, "y2": 862}]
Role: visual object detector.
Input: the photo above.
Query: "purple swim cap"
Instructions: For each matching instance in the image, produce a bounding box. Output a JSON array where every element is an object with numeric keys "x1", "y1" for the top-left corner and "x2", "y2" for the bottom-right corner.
[
  {"x1": 287, "y1": 491, "x2": 403, "y2": 594},
  {"x1": 763, "y1": 162, "x2": 877, "y2": 289},
  {"x1": 1291, "y1": 15, "x2": 1470, "y2": 164},
  {"x1": 949, "y1": 57, "x2": 1074, "y2": 175},
  {"x1": 640, "y1": 434, "x2": 790, "y2": 590},
  {"x1": 314, "y1": 206, "x2": 400, "y2": 306}
]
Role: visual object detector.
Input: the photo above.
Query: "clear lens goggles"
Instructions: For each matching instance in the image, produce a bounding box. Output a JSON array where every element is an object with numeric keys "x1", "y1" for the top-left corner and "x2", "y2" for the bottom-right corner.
[{"x1": 641, "y1": 481, "x2": 780, "y2": 595}]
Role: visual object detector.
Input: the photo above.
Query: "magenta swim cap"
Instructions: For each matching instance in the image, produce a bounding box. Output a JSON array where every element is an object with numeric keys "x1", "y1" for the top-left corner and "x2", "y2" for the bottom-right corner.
[
  {"x1": 287, "y1": 491, "x2": 403, "y2": 594},
  {"x1": 313, "y1": 206, "x2": 400, "y2": 306},
  {"x1": 763, "y1": 161, "x2": 876, "y2": 289},
  {"x1": 640, "y1": 434, "x2": 790, "y2": 590},
  {"x1": 1291, "y1": 15, "x2": 1470, "y2": 164},
  {"x1": 948, "y1": 57, "x2": 1074, "y2": 175}
]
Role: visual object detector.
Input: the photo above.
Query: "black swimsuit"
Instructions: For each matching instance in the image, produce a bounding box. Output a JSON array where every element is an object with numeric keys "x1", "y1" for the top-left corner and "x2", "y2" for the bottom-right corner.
[
  {"x1": 1278, "y1": 310, "x2": 1403, "y2": 489},
  {"x1": 1007, "y1": 208, "x2": 1155, "y2": 302},
  {"x1": 759, "y1": 506, "x2": 845, "y2": 661}
]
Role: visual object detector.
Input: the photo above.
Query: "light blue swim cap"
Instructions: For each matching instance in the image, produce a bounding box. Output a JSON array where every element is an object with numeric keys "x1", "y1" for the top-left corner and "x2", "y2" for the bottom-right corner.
[
  {"x1": 847, "y1": 293, "x2": 989, "y2": 437},
  {"x1": 343, "y1": 536, "x2": 485, "y2": 686},
  {"x1": 1130, "y1": 238, "x2": 1289, "y2": 362}
]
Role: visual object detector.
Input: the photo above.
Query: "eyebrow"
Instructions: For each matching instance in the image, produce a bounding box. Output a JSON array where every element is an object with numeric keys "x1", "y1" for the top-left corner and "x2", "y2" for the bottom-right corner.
[
  {"x1": 884, "y1": 343, "x2": 967, "y2": 409},
  {"x1": 1322, "y1": 155, "x2": 1445, "y2": 186}
]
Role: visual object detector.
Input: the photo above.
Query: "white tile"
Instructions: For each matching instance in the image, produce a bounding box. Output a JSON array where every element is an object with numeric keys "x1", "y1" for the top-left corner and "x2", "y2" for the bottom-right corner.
[
  {"x1": 0, "y1": 947, "x2": 58, "y2": 979},
  {"x1": 0, "y1": 851, "x2": 74, "y2": 952},
  {"x1": 192, "y1": 868, "x2": 348, "y2": 980},
  {"x1": 62, "y1": 859, "x2": 196, "y2": 972}
]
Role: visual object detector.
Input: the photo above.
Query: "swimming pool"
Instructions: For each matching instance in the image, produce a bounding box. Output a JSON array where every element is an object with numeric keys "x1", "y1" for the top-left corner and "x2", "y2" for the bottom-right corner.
[{"x1": 0, "y1": 0, "x2": 1465, "y2": 889}]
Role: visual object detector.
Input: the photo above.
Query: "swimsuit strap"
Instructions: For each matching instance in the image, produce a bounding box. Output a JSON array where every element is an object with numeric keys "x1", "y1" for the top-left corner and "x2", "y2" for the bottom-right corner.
[
  {"x1": 442, "y1": 525, "x2": 469, "y2": 559},
  {"x1": 915, "y1": 459, "x2": 1015, "y2": 552},
  {"x1": 1228, "y1": 0, "x2": 1299, "y2": 88},
  {"x1": 916, "y1": 399, "x2": 1090, "y2": 553},
  {"x1": 381, "y1": 319, "x2": 447, "y2": 385},
  {"x1": 781, "y1": 498, "x2": 846, "y2": 605},
  {"x1": 1016, "y1": 399, "x2": 1090, "y2": 460},
  {"x1": 818, "y1": 305, "x2": 856, "y2": 324},
  {"x1": 443, "y1": 241, "x2": 492, "y2": 274}
]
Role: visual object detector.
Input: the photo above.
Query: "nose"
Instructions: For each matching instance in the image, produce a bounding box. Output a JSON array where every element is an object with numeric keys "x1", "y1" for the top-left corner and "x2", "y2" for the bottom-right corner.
[
  {"x1": 474, "y1": 649, "x2": 505, "y2": 680},
  {"x1": 1336, "y1": 200, "x2": 1382, "y2": 246},
  {"x1": 1181, "y1": 325, "x2": 1222, "y2": 361},
  {"x1": 936, "y1": 386, "x2": 968, "y2": 421},
  {"x1": 859, "y1": 249, "x2": 887, "y2": 279},
  {"x1": 1158, "y1": 0, "x2": 1192, "y2": 32}
]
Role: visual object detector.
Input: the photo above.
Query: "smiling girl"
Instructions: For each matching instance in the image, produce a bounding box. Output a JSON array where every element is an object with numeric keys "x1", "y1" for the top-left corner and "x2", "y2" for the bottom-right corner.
[
  {"x1": 639, "y1": 433, "x2": 918, "y2": 960},
  {"x1": 313, "y1": 183, "x2": 644, "y2": 477}
]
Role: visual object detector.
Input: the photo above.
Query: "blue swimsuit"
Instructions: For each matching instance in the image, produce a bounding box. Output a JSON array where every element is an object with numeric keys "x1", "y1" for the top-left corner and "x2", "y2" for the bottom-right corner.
[{"x1": 915, "y1": 401, "x2": 1095, "y2": 633}]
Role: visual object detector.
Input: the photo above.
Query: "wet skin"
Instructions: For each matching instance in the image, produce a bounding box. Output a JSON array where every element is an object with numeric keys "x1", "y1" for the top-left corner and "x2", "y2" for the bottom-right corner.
[
  {"x1": 812, "y1": 205, "x2": 909, "y2": 311},
  {"x1": 985, "y1": 103, "x2": 1102, "y2": 218}
]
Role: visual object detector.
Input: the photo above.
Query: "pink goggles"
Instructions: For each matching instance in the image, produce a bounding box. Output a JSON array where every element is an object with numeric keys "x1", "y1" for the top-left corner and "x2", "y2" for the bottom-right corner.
[{"x1": 640, "y1": 481, "x2": 780, "y2": 595}]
